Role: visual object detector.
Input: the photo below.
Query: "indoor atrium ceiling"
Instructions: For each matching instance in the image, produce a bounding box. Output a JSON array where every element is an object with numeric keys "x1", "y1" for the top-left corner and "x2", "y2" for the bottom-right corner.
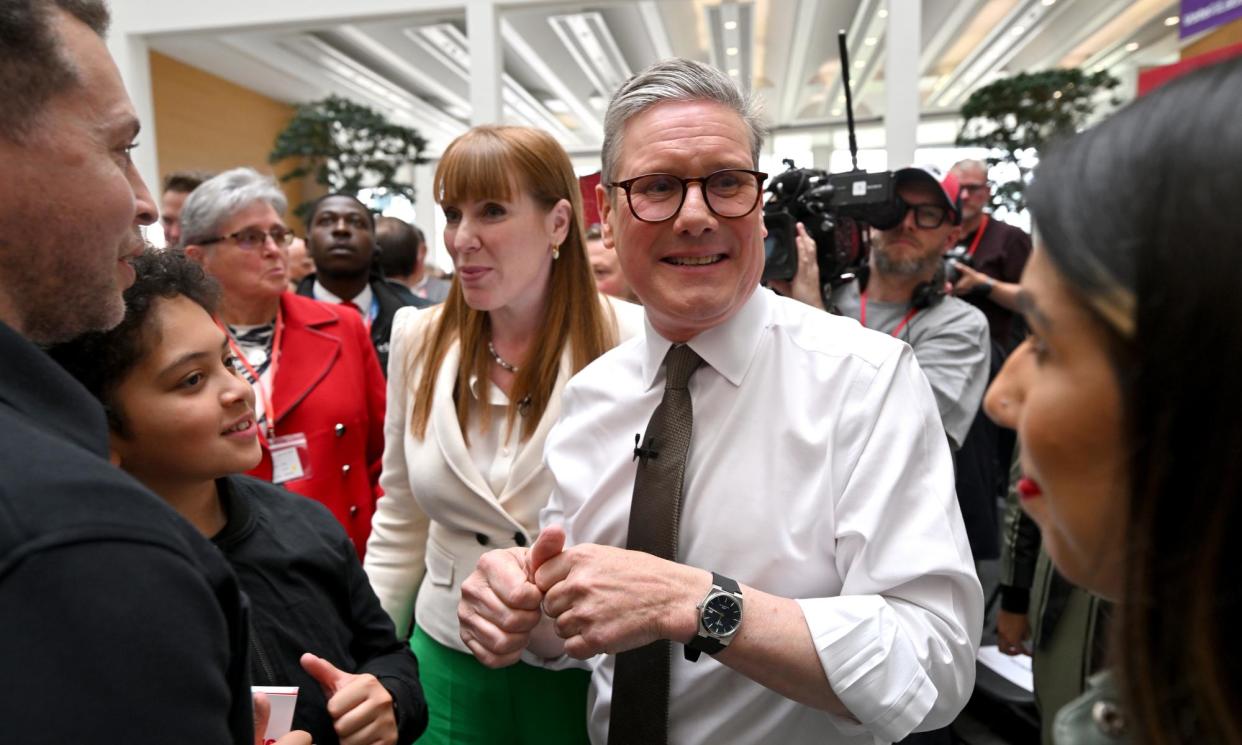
[{"x1": 147, "y1": 0, "x2": 1184, "y2": 156}]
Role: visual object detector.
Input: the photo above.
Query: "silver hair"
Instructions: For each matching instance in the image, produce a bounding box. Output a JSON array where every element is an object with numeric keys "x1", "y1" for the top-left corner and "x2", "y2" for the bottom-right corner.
[
  {"x1": 177, "y1": 167, "x2": 288, "y2": 249},
  {"x1": 600, "y1": 58, "x2": 767, "y2": 186},
  {"x1": 950, "y1": 159, "x2": 988, "y2": 178}
]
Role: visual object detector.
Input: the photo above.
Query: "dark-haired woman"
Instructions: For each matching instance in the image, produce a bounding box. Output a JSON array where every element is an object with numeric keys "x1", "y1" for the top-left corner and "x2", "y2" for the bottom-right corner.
[
  {"x1": 363, "y1": 125, "x2": 642, "y2": 743},
  {"x1": 984, "y1": 57, "x2": 1242, "y2": 744}
]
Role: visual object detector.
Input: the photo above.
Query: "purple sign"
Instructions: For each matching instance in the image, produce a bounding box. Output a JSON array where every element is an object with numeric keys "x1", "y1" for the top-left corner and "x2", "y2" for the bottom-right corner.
[{"x1": 1181, "y1": 0, "x2": 1242, "y2": 38}]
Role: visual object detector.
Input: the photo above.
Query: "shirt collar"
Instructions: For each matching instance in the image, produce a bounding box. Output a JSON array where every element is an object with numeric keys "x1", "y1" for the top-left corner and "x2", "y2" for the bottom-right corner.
[
  {"x1": 639, "y1": 286, "x2": 771, "y2": 391},
  {"x1": 312, "y1": 278, "x2": 374, "y2": 315},
  {"x1": 467, "y1": 370, "x2": 511, "y2": 406}
]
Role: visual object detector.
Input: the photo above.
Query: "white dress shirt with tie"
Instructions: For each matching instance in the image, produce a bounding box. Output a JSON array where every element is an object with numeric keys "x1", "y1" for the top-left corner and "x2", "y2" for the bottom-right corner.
[{"x1": 538, "y1": 287, "x2": 983, "y2": 745}]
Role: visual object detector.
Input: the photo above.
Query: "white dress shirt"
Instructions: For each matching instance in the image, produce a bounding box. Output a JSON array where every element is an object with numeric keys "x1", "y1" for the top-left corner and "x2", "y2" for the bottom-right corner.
[
  {"x1": 464, "y1": 372, "x2": 524, "y2": 497},
  {"x1": 538, "y1": 287, "x2": 982, "y2": 745},
  {"x1": 312, "y1": 279, "x2": 376, "y2": 324}
]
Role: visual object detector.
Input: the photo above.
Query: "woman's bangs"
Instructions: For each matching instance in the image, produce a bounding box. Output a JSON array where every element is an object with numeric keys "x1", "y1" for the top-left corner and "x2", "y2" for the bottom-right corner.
[{"x1": 435, "y1": 134, "x2": 517, "y2": 206}]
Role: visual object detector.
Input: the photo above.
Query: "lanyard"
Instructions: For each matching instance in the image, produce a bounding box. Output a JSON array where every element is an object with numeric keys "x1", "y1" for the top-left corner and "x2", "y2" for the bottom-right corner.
[
  {"x1": 221, "y1": 307, "x2": 284, "y2": 440},
  {"x1": 860, "y1": 292, "x2": 920, "y2": 338},
  {"x1": 965, "y1": 214, "x2": 990, "y2": 258}
]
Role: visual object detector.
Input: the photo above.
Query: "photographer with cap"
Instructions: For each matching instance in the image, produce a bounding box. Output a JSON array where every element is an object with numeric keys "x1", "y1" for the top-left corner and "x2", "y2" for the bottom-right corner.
[{"x1": 782, "y1": 167, "x2": 990, "y2": 453}]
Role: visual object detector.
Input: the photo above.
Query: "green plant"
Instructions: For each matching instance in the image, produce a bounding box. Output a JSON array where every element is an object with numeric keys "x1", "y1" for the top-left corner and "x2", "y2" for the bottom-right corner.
[
  {"x1": 956, "y1": 68, "x2": 1120, "y2": 214},
  {"x1": 269, "y1": 95, "x2": 429, "y2": 222}
]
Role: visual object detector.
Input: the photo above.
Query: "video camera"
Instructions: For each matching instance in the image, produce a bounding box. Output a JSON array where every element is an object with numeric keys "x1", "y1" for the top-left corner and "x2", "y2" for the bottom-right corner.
[
  {"x1": 762, "y1": 31, "x2": 905, "y2": 294},
  {"x1": 761, "y1": 163, "x2": 903, "y2": 284}
]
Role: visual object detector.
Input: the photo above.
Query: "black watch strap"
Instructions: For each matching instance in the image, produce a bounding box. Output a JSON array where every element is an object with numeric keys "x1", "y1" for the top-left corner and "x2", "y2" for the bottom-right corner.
[{"x1": 684, "y1": 573, "x2": 741, "y2": 662}]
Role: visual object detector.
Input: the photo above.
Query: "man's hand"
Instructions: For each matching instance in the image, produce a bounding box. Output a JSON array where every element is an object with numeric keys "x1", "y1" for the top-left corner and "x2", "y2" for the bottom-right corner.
[
  {"x1": 252, "y1": 692, "x2": 312, "y2": 745},
  {"x1": 300, "y1": 653, "x2": 397, "y2": 745},
  {"x1": 767, "y1": 222, "x2": 826, "y2": 310},
  {"x1": 995, "y1": 610, "x2": 1031, "y2": 656},
  {"x1": 534, "y1": 544, "x2": 706, "y2": 659},
  {"x1": 458, "y1": 526, "x2": 565, "y2": 667},
  {"x1": 950, "y1": 261, "x2": 993, "y2": 296}
]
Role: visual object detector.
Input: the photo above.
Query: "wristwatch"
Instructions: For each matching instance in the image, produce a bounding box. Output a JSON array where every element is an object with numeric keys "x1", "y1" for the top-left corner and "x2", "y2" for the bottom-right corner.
[{"x1": 684, "y1": 572, "x2": 744, "y2": 662}]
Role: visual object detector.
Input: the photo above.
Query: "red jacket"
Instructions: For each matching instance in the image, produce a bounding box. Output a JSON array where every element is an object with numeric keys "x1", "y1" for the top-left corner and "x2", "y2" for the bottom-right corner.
[{"x1": 246, "y1": 293, "x2": 386, "y2": 556}]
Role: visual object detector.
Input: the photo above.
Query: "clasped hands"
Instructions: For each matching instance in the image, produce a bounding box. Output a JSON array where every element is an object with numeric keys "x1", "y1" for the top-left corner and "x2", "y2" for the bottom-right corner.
[{"x1": 458, "y1": 525, "x2": 706, "y2": 668}]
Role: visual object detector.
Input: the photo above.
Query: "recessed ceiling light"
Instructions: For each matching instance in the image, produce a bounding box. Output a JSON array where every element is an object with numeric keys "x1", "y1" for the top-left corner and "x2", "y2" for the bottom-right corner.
[
  {"x1": 1052, "y1": 90, "x2": 1062, "y2": 99},
  {"x1": 724, "y1": 20, "x2": 738, "y2": 31},
  {"x1": 727, "y1": 47, "x2": 738, "y2": 56},
  {"x1": 831, "y1": 108, "x2": 842, "y2": 116},
  {"x1": 878, "y1": 9, "x2": 888, "y2": 19},
  {"x1": 855, "y1": 59, "x2": 867, "y2": 67},
  {"x1": 728, "y1": 68, "x2": 740, "y2": 76},
  {"x1": 1041, "y1": 0, "x2": 1056, "y2": 6},
  {"x1": 1125, "y1": 42, "x2": 1140, "y2": 51},
  {"x1": 1164, "y1": 16, "x2": 1179, "y2": 26},
  {"x1": 864, "y1": 37, "x2": 877, "y2": 46}
]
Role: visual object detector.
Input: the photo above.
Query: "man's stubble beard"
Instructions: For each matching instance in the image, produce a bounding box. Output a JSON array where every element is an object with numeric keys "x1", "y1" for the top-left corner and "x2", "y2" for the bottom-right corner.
[
  {"x1": 872, "y1": 240, "x2": 941, "y2": 279},
  {"x1": 8, "y1": 232, "x2": 146, "y2": 346}
]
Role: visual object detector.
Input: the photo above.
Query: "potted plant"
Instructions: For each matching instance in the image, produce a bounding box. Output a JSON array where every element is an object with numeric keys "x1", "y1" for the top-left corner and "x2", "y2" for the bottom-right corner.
[{"x1": 270, "y1": 95, "x2": 429, "y2": 221}]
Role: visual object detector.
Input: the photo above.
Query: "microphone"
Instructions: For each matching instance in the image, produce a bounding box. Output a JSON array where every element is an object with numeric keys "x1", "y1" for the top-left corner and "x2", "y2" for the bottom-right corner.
[{"x1": 633, "y1": 433, "x2": 660, "y2": 463}]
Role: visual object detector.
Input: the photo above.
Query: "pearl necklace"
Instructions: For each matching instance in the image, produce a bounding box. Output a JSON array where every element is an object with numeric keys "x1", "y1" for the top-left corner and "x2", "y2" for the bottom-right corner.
[{"x1": 488, "y1": 341, "x2": 519, "y2": 373}]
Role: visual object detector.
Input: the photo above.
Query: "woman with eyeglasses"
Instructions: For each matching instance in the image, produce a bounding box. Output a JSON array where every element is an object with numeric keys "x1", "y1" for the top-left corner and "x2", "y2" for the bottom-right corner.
[
  {"x1": 180, "y1": 167, "x2": 387, "y2": 558},
  {"x1": 983, "y1": 58, "x2": 1242, "y2": 743},
  {"x1": 363, "y1": 125, "x2": 642, "y2": 744}
]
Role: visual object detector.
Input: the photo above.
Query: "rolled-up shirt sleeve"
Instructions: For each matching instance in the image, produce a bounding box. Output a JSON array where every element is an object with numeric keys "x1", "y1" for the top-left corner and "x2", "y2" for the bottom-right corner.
[{"x1": 798, "y1": 343, "x2": 983, "y2": 742}]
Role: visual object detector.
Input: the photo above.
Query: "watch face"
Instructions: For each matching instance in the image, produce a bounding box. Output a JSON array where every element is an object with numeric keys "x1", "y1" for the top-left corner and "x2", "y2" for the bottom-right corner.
[{"x1": 702, "y1": 594, "x2": 742, "y2": 636}]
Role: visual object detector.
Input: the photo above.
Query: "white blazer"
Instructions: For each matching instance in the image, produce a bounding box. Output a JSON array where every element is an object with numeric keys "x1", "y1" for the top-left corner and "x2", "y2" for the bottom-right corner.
[{"x1": 364, "y1": 295, "x2": 644, "y2": 650}]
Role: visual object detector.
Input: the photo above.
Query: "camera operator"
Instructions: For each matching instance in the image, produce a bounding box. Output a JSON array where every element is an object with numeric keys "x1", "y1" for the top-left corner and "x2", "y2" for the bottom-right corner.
[
  {"x1": 945, "y1": 159, "x2": 1031, "y2": 355},
  {"x1": 779, "y1": 167, "x2": 990, "y2": 453}
]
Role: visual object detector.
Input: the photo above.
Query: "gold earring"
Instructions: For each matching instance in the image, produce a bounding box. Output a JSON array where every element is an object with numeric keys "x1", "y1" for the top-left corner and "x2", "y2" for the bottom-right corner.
[{"x1": 552, "y1": 244, "x2": 560, "y2": 260}]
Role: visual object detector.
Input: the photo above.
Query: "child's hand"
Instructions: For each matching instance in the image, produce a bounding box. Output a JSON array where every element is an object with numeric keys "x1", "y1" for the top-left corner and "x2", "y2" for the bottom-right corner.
[{"x1": 301, "y1": 653, "x2": 397, "y2": 745}]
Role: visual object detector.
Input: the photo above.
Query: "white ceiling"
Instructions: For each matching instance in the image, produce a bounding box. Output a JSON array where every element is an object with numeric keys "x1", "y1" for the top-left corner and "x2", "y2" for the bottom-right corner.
[{"x1": 146, "y1": 0, "x2": 1184, "y2": 158}]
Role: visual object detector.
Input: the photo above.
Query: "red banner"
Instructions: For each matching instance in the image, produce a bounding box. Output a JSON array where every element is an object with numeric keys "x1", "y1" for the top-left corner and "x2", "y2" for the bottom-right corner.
[{"x1": 1137, "y1": 40, "x2": 1242, "y2": 95}]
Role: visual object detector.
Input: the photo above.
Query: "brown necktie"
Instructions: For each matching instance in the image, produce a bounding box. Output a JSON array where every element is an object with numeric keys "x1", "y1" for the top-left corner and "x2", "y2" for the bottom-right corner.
[{"x1": 608, "y1": 343, "x2": 703, "y2": 745}]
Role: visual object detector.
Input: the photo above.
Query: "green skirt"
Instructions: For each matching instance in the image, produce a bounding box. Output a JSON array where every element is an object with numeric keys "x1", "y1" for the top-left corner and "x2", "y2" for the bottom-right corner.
[{"x1": 410, "y1": 625, "x2": 591, "y2": 745}]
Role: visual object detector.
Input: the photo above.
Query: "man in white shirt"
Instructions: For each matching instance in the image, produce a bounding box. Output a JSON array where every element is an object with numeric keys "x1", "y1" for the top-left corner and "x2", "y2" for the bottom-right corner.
[{"x1": 458, "y1": 58, "x2": 982, "y2": 745}]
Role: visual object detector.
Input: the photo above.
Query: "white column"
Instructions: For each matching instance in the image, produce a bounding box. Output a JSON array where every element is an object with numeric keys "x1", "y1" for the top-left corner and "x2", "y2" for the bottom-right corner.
[
  {"x1": 107, "y1": 30, "x2": 160, "y2": 209},
  {"x1": 812, "y1": 144, "x2": 834, "y2": 171},
  {"x1": 414, "y1": 163, "x2": 444, "y2": 270},
  {"x1": 884, "y1": 0, "x2": 920, "y2": 168},
  {"x1": 467, "y1": 0, "x2": 502, "y2": 126}
]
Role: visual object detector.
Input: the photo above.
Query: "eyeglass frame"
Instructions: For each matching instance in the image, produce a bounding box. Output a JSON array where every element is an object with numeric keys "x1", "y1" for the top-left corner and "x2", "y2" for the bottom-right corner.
[
  {"x1": 606, "y1": 168, "x2": 768, "y2": 224},
  {"x1": 196, "y1": 226, "x2": 295, "y2": 250},
  {"x1": 891, "y1": 198, "x2": 955, "y2": 230}
]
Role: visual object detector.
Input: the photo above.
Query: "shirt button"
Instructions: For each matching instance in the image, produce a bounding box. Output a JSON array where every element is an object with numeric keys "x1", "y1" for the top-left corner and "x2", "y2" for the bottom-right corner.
[
  {"x1": 514, "y1": 532, "x2": 527, "y2": 547},
  {"x1": 349, "y1": 505, "x2": 359, "y2": 517},
  {"x1": 334, "y1": 423, "x2": 346, "y2": 437},
  {"x1": 475, "y1": 533, "x2": 490, "y2": 546},
  {"x1": 341, "y1": 464, "x2": 351, "y2": 474},
  {"x1": 1091, "y1": 700, "x2": 1126, "y2": 738}
]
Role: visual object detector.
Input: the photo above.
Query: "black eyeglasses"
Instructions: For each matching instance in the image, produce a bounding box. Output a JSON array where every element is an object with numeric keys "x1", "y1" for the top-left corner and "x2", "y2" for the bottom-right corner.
[
  {"x1": 198, "y1": 226, "x2": 294, "y2": 251},
  {"x1": 607, "y1": 169, "x2": 767, "y2": 223},
  {"x1": 958, "y1": 182, "x2": 990, "y2": 195},
  {"x1": 894, "y1": 200, "x2": 951, "y2": 230}
]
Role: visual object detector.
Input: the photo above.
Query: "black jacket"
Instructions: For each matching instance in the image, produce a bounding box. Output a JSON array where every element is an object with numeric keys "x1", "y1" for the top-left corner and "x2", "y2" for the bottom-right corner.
[
  {"x1": 0, "y1": 321, "x2": 252, "y2": 744},
  {"x1": 295, "y1": 274, "x2": 429, "y2": 374},
  {"x1": 214, "y1": 475, "x2": 427, "y2": 745}
]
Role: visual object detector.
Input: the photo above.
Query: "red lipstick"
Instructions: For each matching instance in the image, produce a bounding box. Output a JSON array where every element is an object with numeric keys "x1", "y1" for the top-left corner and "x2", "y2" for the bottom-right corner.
[{"x1": 1017, "y1": 477, "x2": 1042, "y2": 500}]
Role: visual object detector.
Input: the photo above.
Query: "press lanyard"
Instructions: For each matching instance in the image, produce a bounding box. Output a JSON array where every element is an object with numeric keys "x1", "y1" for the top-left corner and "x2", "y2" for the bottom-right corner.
[
  {"x1": 221, "y1": 307, "x2": 283, "y2": 440},
  {"x1": 965, "y1": 214, "x2": 990, "y2": 258},
  {"x1": 859, "y1": 293, "x2": 920, "y2": 338}
]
